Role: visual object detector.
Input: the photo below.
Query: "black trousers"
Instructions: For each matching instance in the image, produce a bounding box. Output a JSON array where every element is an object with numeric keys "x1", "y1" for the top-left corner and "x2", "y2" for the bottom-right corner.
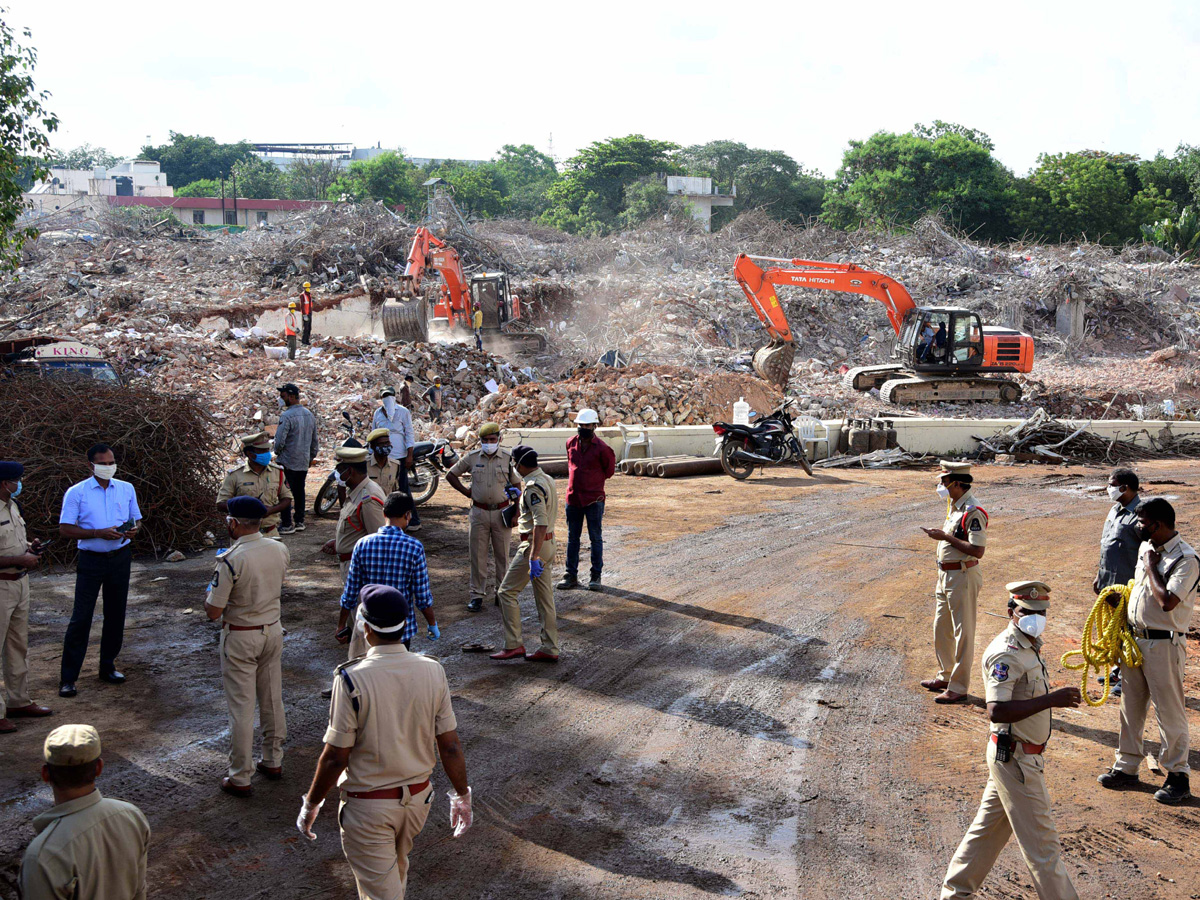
[
  {"x1": 301, "y1": 315, "x2": 312, "y2": 345},
  {"x1": 61, "y1": 546, "x2": 132, "y2": 682},
  {"x1": 397, "y1": 462, "x2": 421, "y2": 525},
  {"x1": 280, "y1": 468, "x2": 309, "y2": 526}
]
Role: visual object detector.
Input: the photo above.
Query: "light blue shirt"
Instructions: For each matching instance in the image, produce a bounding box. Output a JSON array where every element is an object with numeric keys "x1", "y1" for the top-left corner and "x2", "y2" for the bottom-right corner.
[
  {"x1": 59, "y1": 477, "x2": 142, "y2": 552},
  {"x1": 372, "y1": 405, "x2": 415, "y2": 459}
]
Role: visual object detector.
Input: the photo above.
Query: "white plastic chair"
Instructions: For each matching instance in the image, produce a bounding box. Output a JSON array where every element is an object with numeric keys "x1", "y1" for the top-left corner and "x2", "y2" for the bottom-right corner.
[
  {"x1": 794, "y1": 416, "x2": 829, "y2": 460},
  {"x1": 617, "y1": 422, "x2": 653, "y2": 461}
]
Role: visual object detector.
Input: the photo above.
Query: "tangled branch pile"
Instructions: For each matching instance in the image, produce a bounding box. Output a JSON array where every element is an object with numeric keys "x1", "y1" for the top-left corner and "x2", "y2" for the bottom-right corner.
[
  {"x1": 976, "y1": 407, "x2": 1200, "y2": 464},
  {"x1": 0, "y1": 378, "x2": 226, "y2": 565}
]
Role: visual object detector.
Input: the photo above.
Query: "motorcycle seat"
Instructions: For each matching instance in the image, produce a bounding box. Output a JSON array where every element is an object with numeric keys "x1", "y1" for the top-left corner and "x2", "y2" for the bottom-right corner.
[{"x1": 411, "y1": 441, "x2": 435, "y2": 457}]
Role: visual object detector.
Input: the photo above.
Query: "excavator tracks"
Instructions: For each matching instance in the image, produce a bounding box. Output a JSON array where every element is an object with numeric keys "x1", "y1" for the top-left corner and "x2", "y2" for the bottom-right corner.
[
  {"x1": 878, "y1": 376, "x2": 1022, "y2": 405},
  {"x1": 842, "y1": 365, "x2": 905, "y2": 392}
]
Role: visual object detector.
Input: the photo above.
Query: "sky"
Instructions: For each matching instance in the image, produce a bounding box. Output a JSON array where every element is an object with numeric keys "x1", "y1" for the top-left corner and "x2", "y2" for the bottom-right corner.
[{"x1": 10, "y1": 0, "x2": 1200, "y2": 178}]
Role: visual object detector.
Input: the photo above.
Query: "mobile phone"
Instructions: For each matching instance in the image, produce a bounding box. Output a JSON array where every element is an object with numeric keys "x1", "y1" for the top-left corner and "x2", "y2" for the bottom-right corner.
[
  {"x1": 119, "y1": 520, "x2": 135, "y2": 532},
  {"x1": 335, "y1": 626, "x2": 351, "y2": 641}
]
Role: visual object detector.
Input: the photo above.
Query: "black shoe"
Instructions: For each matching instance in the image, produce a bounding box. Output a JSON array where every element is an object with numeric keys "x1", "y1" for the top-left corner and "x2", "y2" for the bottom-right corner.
[
  {"x1": 1155, "y1": 773, "x2": 1191, "y2": 805},
  {"x1": 98, "y1": 670, "x2": 126, "y2": 685},
  {"x1": 467, "y1": 598, "x2": 483, "y2": 612},
  {"x1": 587, "y1": 578, "x2": 602, "y2": 591},
  {"x1": 556, "y1": 576, "x2": 580, "y2": 590},
  {"x1": 1098, "y1": 768, "x2": 1139, "y2": 789},
  {"x1": 58, "y1": 683, "x2": 77, "y2": 698},
  {"x1": 320, "y1": 687, "x2": 332, "y2": 699}
]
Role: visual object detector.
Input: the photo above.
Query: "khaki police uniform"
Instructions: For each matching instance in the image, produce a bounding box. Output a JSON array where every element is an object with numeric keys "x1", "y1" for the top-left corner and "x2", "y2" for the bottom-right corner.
[
  {"x1": 1114, "y1": 534, "x2": 1199, "y2": 776},
  {"x1": 496, "y1": 466, "x2": 559, "y2": 654},
  {"x1": 325, "y1": 643, "x2": 457, "y2": 899},
  {"x1": 449, "y1": 447, "x2": 521, "y2": 604},
  {"x1": 934, "y1": 487, "x2": 988, "y2": 694},
  {"x1": 942, "y1": 615, "x2": 1077, "y2": 899},
  {"x1": 337, "y1": 477, "x2": 387, "y2": 659},
  {"x1": 217, "y1": 461, "x2": 292, "y2": 534},
  {"x1": 20, "y1": 790, "x2": 151, "y2": 900},
  {"x1": 367, "y1": 456, "x2": 401, "y2": 497},
  {"x1": 206, "y1": 532, "x2": 291, "y2": 786},
  {"x1": 0, "y1": 495, "x2": 32, "y2": 720}
]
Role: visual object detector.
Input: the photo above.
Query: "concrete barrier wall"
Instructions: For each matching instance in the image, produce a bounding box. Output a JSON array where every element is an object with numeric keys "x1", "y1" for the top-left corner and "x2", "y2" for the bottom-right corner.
[{"x1": 500, "y1": 419, "x2": 1200, "y2": 462}]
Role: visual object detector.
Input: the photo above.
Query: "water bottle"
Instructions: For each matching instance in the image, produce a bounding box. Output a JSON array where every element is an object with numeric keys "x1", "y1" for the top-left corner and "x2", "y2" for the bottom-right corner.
[
  {"x1": 733, "y1": 397, "x2": 750, "y2": 425},
  {"x1": 1163, "y1": 399, "x2": 1176, "y2": 418}
]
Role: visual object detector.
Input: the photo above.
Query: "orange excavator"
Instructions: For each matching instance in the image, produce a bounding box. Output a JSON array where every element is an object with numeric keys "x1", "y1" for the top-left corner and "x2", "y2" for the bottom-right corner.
[{"x1": 732, "y1": 254, "x2": 1035, "y2": 404}]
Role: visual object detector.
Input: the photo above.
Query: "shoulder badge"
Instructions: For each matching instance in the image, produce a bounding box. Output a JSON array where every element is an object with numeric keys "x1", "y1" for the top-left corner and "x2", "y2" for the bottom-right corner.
[
  {"x1": 969, "y1": 518, "x2": 983, "y2": 532},
  {"x1": 991, "y1": 662, "x2": 1009, "y2": 682}
]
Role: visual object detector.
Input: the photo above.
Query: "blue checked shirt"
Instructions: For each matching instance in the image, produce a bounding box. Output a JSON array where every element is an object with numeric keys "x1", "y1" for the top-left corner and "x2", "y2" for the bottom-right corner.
[{"x1": 340, "y1": 525, "x2": 433, "y2": 643}]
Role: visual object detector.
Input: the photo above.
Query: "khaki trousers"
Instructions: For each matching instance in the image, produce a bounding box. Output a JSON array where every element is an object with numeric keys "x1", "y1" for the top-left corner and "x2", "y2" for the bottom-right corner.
[
  {"x1": 339, "y1": 785, "x2": 435, "y2": 900},
  {"x1": 468, "y1": 506, "x2": 512, "y2": 603},
  {"x1": 1115, "y1": 635, "x2": 1190, "y2": 774},
  {"x1": 497, "y1": 539, "x2": 558, "y2": 654},
  {"x1": 1, "y1": 578, "x2": 31, "y2": 719},
  {"x1": 934, "y1": 565, "x2": 981, "y2": 694},
  {"x1": 942, "y1": 742, "x2": 1078, "y2": 900},
  {"x1": 220, "y1": 622, "x2": 286, "y2": 786}
]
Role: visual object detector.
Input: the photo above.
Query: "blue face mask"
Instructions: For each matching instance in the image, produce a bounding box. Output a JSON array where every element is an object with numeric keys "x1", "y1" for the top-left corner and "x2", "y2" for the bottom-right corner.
[
  {"x1": 9, "y1": 481, "x2": 20, "y2": 498},
  {"x1": 251, "y1": 452, "x2": 272, "y2": 467}
]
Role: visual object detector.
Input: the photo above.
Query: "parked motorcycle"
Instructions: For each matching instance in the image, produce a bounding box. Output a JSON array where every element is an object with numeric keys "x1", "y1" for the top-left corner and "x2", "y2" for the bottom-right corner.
[
  {"x1": 713, "y1": 398, "x2": 814, "y2": 480},
  {"x1": 314, "y1": 412, "x2": 459, "y2": 516}
]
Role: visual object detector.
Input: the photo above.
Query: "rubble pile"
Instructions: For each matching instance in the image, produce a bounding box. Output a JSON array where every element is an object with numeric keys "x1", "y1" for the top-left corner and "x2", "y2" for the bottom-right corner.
[{"x1": 464, "y1": 363, "x2": 783, "y2": 430}]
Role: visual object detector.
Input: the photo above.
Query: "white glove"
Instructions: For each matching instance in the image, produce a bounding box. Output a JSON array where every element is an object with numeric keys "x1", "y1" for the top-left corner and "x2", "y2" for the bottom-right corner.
[
  {"x1": 448, "y1": 787, "x2": 473, "y2": 837},
  {"x1": 297, "y1": 795, "x2": 324, "y2": 841}
]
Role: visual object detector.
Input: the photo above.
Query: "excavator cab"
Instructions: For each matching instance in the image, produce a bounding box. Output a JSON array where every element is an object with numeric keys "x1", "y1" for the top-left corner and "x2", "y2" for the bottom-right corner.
[
  {"x1": 469, "y1": 273, "x2": 513, "y2": 330},
  {"x1": 897, "y1": 307, "x2": 984, "y2": 371}
]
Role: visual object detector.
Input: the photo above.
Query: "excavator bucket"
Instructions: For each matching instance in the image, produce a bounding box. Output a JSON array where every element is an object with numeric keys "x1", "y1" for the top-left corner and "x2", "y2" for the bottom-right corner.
[
  {"x1": 381, "y1": 299, "x2": 429, "y2": 344},
  {"x1": 753, "y1": 339, "x2": 795, "y2": 387}
]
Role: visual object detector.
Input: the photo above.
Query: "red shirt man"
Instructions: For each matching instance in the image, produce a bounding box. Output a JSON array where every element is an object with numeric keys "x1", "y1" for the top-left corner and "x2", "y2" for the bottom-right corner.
[{"x1": 559, "y1": 409, "x2": 615, "y2": 591}]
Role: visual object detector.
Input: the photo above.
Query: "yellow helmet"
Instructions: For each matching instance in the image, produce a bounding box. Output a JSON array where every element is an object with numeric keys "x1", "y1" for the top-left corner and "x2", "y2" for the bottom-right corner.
[
  {"x1": 288, "y1": 301, "x2": 297, "y2": 309},
  {"x1": 303, "y1": 281, "x2": 311, "y2": 289}
]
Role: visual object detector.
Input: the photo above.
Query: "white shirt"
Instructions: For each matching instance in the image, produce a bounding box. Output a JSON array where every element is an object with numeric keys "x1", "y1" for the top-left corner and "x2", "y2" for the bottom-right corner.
[{"x1": 372, "y1": 405, "x2": 414, "y2": 459}]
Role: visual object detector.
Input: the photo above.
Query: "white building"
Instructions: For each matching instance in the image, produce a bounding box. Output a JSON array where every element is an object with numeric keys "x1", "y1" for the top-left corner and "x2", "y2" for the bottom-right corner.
[
  {"x1": 666, "y1": 175, "x2": 735, "y2": 232},
  {"x1": 30, "y1": 159, "x2": 174, "y2": 198}
]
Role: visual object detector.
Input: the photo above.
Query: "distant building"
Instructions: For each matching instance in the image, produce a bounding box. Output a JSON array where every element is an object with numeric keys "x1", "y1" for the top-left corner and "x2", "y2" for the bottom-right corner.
[
  {"x1": 666, "y1": 176, "x2": 735, "y2": 232},
  {"x1": 22, "y1": 193, "x2": 357, "y2": 230},
  {"x1": 251, "y1": 143, "x2": 485, "y2": 171},
  {"x1": 30, "y1": 159, "x2": 174, "y2": 198}
]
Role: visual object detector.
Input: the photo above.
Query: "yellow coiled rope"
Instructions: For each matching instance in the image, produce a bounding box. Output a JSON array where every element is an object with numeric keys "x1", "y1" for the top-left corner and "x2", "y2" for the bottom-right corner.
[{"x1": 1060, "y1": 581, "x2": 1143, "y2": 707}]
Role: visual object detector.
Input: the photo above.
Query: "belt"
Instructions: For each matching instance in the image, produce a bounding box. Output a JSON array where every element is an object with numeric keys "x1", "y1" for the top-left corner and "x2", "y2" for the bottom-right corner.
[
  {"x1": 991, "y1": 733, "x2": 1045, "y2": 755},
  {"x1": 0, "y1": 571, "x2": 27, "y2": 580},
  {"x1": 339, "y1": 552, "x2": 354, "y2": 562},
  {"x1": 473, "y1": 500, "x2": 510, "y2": 511},
  {"x1": 224, "y1": 620, "x2": 279, "y2": 631},
  {"x1": 262, "y1": 525, "x2": 277, "y2": 534},
  {"x1": 345, "y1": 779, "x2": 430, "y2": 800},
  {"x1": 1132, "y1": 626, "x2": 1178, "y2": 640},
  {"x1": 939, "y1": 559, "x2": 979, "y2": 571},
  {"x1": 80, "y1": 545, "x2": 130, "y2": 558},
  {"x1": 519, "y1": 532, "x2": 554, "y2": 542}
]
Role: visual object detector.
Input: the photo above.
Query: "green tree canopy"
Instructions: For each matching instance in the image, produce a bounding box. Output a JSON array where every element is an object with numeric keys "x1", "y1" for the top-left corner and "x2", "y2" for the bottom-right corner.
[
  {"x1": 329, "y1": 151, "x2": 420, "y2": 208},
  {"x1": 540, "y1": 134, "x2": 679, "y2": 235},
  {"x1": 678, "y1": 141, "x2": 827, "y2": 227},
  {"x1": 423, "y1": 160, "x2": 504, "y2": 218},
  {"x1": 821, "y1": 124, "x2": 1014, "y2": 239},
  {"x1": 0, "y1": 13, "x2": 58, "y2": 271},
  {"x1": 47, "y1": 142, "x2": 119, "y2": 169},
  {"x1": 285, "y1": 156, "x2": 340, "y2": 201},
  {"x1": 174, "y1": 178, "x2": 221, "y2": 197},
  {"x1": 139, "y1": 132, "x2": 255, "y2": 189},
  {"x1": 492, "y1": 144, "x2": 558, "y2": 218},
  {"x1": 230, "y1": 154, "x2": 286, "y2": 199}
]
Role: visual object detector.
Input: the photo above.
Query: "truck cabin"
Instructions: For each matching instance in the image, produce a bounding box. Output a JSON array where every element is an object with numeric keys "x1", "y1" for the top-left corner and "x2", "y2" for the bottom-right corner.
[
  {"x1": 0, "y1": 338, "x2": 120, "y2": 383},
  {"x1": 898, "y1": 307, "x2": 983, "y2": 369}
]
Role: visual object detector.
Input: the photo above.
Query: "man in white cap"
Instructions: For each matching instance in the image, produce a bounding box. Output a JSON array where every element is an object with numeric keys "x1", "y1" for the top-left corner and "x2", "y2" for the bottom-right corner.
[
  {"x1": 20, "y1": 723, "x2": 151, "y2": 900},
  {"x1": 920, "y1": 460, "x2": 988, "y2": 704},
  {"x1": 557, "y1": 408, "x2": 615, "y2": 592},
  {"x1": 941, "y1": 581, "x2": 1081, "y2": 900},
  {"x1": 299, "y1": 584, "x2": 472, "y2": 899}
]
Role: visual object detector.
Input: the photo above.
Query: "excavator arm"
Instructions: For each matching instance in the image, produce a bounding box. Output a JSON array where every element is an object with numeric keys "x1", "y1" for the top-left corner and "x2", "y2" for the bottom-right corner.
[
  {"x1": 732, "y1": 254, "x2": 918, "y2": 385},
  {"x1": 401, "y1": 226, "x2": 472, "y2": 326}
]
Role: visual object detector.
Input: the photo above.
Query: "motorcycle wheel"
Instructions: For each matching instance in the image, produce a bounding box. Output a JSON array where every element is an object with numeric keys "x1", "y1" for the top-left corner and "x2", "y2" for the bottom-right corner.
[
  {"x1": 720, "y1": 440, "x2": 755, "y2": 480},
  {"x1": 314, "y1": 477, "x2": 340, "y2": 517},
  {"x1": 798, "y1": 450, "x2": 814, "y2": 477},
  {"x1": 410, "y1": 461, "x2": 439, "y2": 506}
]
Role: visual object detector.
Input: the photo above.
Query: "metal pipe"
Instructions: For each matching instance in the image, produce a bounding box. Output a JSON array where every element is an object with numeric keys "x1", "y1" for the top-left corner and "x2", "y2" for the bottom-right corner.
[{"x1": 655, "y1": 457, "x2": 723, "y2": 477}]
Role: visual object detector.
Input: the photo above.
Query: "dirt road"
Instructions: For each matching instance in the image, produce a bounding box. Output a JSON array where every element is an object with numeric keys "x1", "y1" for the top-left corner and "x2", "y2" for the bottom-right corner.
[{"x1": 2, "y1": 461, "x2": 1199, "y2": 899}]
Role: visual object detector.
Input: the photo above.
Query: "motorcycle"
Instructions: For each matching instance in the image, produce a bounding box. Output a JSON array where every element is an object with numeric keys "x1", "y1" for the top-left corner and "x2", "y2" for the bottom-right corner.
[
  {"x1": 712, "y1": 398, "x2": 814, "y2": 480},
  {"x1": 314, "y1": 412, "x2": 459, "y2": 516}
]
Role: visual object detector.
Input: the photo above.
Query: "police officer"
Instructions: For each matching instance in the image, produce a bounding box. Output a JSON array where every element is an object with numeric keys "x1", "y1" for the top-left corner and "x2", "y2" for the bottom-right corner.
[
  {"x1": 941, "y1": 581, "x2": 1081, "y2": 900},
  {"x1": 1098, "y1": 497, "x2": 1199, "y2": 804},
  {"x1": 491, "y1": 446, "x2": 559, "y2": 662},
  {"x1": 204, "y1": 496, "x2": 291, "y2": 798},
  {"x1": 298, "y1": 585, "x2": 473, "y2": 899},
  {"x1": 366, "y1": 428, "x2": 401, "y2": 496},
  {"x1": 921, "y1": 460, "x2": 988, "y2": 704},
  {"x1": 322, "y1": 447, "x2": 387, "y2": 578},
  {"x1": 216, "y1": 432, "x2": 293, "y2": 538},
  {"x1": 20, "y1": 724, "x2": 151, "y2": 900},
  {"x1": 447, "y1": 422, "x2": 521, "y2": 612},
  {"x1": 0, "y1": 461, "x2": 52, "y2": 734}
]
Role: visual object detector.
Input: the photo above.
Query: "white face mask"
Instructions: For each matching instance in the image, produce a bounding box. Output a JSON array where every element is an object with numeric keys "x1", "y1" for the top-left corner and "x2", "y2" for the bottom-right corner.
[
  {"x1": 936, "y1": 484, "x2": 951, "y2": 500},
  {"x1": 382, "y1": 396, "x2": 396, "y2": 415},
  {"x1": 1016, "y1": 613, "x2": 1046, "y2": 639},
  {"x1": 93, "y1": 463, "x2": 118, "y2": 481},
  {"x1": 481, "y1": 441, "x2": 499, "y2": 455},
  {"x1": 1107, "y1": 485, "x2": 1123, "y2": 502}
]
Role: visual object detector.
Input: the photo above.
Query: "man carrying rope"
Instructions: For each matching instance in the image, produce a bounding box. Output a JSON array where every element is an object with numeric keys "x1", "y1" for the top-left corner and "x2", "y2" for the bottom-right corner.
[
  {"x1": 1092, "y1": 468, "x2": 1142, "y2": 696},
  {"x1": 1097, "y1": 497, "x2": 1198, "y2": 805}
]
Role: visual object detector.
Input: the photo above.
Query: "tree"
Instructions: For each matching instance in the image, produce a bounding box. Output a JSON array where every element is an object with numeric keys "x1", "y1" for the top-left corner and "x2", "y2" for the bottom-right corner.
[
  {"x1": 1137, "y1": 145, "x2": 1200, "y2": 214},
  {"x1": 329, "y1": 151, "x2": 420, "y2": 208},
  {"x1": 139, "y1": 132, "x2": 255, "y2": 189},
  {"x1": 492, "y1": 144, "x2": 558, "y2": 218},
  {"x1": 911, "y1": 120, "x2": 996, "y2": 151},
  {"x1": 286, "y1": 156, "x2": 340, "y2": 200},
  {"x1": 424, "y1": 160, "x2": 504, "y2": 218},
  {"x1": 618, "y1": 178, "x2": 671, "y2": 229},
  {"x1": 0, "y1": 13, "x2": 59, "y2": 271},
  {"x1": 540, "y1": 134, "x2": 678, "y2": 235},
  {"x1": 676, "y1": 141, "x2": 826, "y2": 228},
  {"x1": 822, "y1": 125, "x2": 1014, "y2": 239},
  {"x1": 175, "y1": 178, "x2": 221, "y2": 197},
  {"x1": 47, "y1": 142, "x2": 119, "y2": 169},
  {"x1": 230, "y1": 155, "x2": 286, "y2": 199}
]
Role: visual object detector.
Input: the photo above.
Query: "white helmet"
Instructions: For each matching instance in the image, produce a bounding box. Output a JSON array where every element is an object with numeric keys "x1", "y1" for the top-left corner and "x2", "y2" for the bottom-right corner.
[{"x1": 575, "y1": 408, "x2": 600, "y2": 425}]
